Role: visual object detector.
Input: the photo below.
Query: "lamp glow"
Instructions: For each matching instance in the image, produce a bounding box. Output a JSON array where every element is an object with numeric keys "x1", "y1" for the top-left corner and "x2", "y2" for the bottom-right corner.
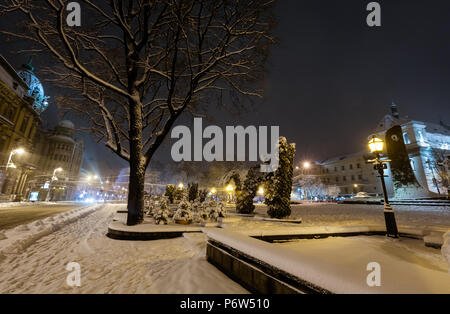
[
  {"x1": 14, "y1": 148, "x2": 25, "y2": 155},
  {"x1": 368, "y1": 136, "x2": 384, "y2": 154}
]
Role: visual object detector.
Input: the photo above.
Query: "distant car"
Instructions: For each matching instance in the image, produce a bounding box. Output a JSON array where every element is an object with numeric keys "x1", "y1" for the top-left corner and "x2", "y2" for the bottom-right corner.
[{"x1": 354, "y1": 192, "x2": 371, "y2": 198}]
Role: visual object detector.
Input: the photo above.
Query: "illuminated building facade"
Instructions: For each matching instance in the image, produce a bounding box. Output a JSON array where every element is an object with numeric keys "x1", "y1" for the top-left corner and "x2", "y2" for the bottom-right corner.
[
  {"x1": 294, "y1": 104, "x2": 450, "y2": 199},
  {"x1": 0, "y1": 56, "x2": 45, "y2": 199}
]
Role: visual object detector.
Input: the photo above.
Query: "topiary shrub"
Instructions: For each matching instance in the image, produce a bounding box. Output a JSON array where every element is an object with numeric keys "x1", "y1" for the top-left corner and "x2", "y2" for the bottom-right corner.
[{"x1": 265, "y1": 137, "x2": 296, "y2": 219}]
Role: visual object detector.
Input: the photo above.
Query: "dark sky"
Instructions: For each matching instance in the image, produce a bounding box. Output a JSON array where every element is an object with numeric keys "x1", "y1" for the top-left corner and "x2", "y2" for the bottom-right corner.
[{"x1": 1, "y1": 0, "x2": 449, "y2": 176}]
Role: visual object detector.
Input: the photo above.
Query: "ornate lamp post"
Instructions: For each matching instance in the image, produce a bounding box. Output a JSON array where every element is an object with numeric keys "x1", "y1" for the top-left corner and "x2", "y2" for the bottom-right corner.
[
  {"x1": 46, "y1": 167, "x2": 63, "y2": 202},
  {"x1": 226, "y1": 184, "x2": 234, "y2": 203},
  {"x1": 368, "y1": 136, "x2": 399, "y2": 238}
]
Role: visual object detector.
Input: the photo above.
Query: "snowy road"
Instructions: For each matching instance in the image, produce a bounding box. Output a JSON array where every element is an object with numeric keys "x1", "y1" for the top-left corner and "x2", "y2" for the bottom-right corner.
[{"x1": 0, "y1": 204, "x2": 247, "y2": 294}]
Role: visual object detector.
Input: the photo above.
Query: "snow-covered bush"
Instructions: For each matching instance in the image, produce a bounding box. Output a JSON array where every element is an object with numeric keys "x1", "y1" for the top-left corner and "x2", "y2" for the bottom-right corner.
[
  {"x1": 217, "y1": 202, "x2": 226, "y2": 218},
  {"x1": 265, "y1": 137, "x2": 295, "y2": 219},
  {"x1": 208, "y1": 206, "x2": 219, "y2": 222},
  {"x1": 154, "y1": 197, "x2": 170, "y2": 225},
  {"x1": 146, "y1": 198, "x2": 156, "y2": 216},
  {"x1": 191, "y1": 199, "x2": 201, "y2": 213},
  {"x1": 208, "y1": 202, "x2": 226, "y2": 222},
  {"x1": 173, "y1": 198, "x2": 193, "y2": 223},
  {"x1": 198, "y1": 202, "x2": 210, "y2": 222}
]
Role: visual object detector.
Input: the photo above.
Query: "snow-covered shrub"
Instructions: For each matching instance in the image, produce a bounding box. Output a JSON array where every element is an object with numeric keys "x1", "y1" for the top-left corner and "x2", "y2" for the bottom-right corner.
[
  {"x1": 191, "y1": 199, "x2": 201, "y2": 213},
  {"x1": 208, "y1": 206, "x2": 219, "y2": 222},
  {"x1": 208, "y1": 202, "x2": 226, "y2": 222},
  {"x1": 236, "y1": 166, "x2": 266, "y2": 214},
  {"x1": 217, "y1": 202, "x2": 226, "y2": 218},
  {"x1": 173, "y1": 198, "x2": 193, "y2": 223},
  {"x1": 198, "y1": 189, "x2": 208, "y2": 203},
  {"x1": 265, "y1": 137, "x2": 295, "y2": 219},
  {"x1": 207, "y1": 199, "x2": 216, "y2": 209},
  {"x1": 154, "y1": 197, "x2": 170, "y2": 225},
  {"x1": 146, "y1": 199, "x2": 156, "y2": 216},
  {"x1": 198, "y1": 202, "x2": 210, "y2": 222}
]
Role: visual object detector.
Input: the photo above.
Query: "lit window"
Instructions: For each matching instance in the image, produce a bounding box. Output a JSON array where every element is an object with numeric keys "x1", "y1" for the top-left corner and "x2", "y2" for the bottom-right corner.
[
  {"x1": 403, "y1": 132, "x2": 411, "y2": 144},
  {"x1": 417, "y1": 130, "x2": 425, "y2": 143},
  {"x1": 410, "y1": 160, "x2": 415, "y2": 171}
]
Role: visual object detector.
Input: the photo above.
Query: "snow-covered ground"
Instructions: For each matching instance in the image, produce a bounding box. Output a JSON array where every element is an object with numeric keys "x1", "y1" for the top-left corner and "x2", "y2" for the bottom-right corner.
[
  {"x1": 0, "y1": 204, "x2": 247, "y2": 294},
  {"x1": 255, "y1": 203, "x2": 450, "y2": 230},
  {"x1": 0, "y1": 201, "x2": 448, "y2": 294}
]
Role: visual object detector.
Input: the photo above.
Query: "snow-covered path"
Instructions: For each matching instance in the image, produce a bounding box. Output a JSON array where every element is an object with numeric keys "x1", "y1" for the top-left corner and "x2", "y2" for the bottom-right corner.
[{"x1": 0, "y1": 204, "x2": 247, "y2": 294}]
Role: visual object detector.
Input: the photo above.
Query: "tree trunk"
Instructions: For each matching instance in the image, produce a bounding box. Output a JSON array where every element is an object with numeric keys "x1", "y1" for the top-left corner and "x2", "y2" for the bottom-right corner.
[
  {"x1": 126, "y1": 96, "x2": 146, "y2": 226},
  {"x1": 126, "y1": 156, "x2": 145, "y2": 225}
]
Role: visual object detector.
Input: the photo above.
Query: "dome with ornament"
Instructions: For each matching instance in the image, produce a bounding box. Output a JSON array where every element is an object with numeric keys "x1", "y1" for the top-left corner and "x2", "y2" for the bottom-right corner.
[{"x1": 17, "y1": 57, "x2": 49, "y2": 115}]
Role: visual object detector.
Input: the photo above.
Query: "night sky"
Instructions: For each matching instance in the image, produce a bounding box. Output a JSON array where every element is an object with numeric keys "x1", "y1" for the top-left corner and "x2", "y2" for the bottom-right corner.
[{"x1": 1, "y1": 0, "x2": 449, "y2": 177}]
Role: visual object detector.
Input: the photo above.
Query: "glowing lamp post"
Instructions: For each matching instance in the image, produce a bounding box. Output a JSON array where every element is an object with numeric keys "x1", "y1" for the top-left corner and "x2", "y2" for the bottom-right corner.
[
  {"x1": 52, "y1": 167, "x2": 63, "y2": 181},
  {"x1": 368, "y1": 136, "x2": 398, "y2": 238},
  {"x1": 46, "y1": 167, "x2": 63, "y2": 202},
  {"x1": 257, "y1": 187, "x2": 264, "y2": 195},
  {"x1": 6, "y1": 148, "x2": 25, "y2": 170},
  {"x1": 178, "y1": 183, "x2": 184, "y2": 190},
  {"x1": 226, "y1": 184, "x2": 234, "y2": 203}
]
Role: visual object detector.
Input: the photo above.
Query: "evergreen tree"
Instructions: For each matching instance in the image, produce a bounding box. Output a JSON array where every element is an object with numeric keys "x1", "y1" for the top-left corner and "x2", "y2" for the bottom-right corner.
[
  {"x1": 265, "y1": 137, "x2": 296, "y2": 219},
  {"x1": 188, "y1": 183, "x2": 199, "y2": 202},
  {"x1": 164, "y1": 184, "x2": 176, "y2": 204}
]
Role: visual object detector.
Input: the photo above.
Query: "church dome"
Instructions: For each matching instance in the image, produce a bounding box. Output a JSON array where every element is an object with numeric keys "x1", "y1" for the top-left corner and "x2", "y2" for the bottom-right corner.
[
  {"x1": 58, "y1": 120, "x2": 75, "y2": 130},
  {"x1": 17, "y1": 57, "x2": 49, "y2": 115}
]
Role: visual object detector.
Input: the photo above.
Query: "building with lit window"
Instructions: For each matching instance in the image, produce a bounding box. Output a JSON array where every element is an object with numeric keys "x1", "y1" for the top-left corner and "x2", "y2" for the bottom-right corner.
[
  {"x1": 0, "y1": 56, "x2": 47, "y2": 199},
  {"x1": 294, "y1": 104, "x2": 450, "y2": 199},
  {"x1": 26, "y1": 120, "x2": 85, "y2": 201}
]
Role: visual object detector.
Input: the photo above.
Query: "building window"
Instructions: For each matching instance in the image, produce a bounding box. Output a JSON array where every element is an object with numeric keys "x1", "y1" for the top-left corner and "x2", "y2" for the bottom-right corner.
[
  {"x1": 403, "y1": 132, "x2": 411, "y2": 144},
  {"x1": 349, "y1": 164, "x2": 353, "y2": 170},
  {"x1": 358, "y1": 174, "x2": 363, "y2": 180},
  {"x1": 417, "y1": 130, "x2": 425, "y2": 144},
  {"x1": 341, "y1": 166, "x2": 345, "y2": 171},
  {"x1": 20, "y1": 115, "x2": 29, "y2": 134},
  {"x1": 336, "y1": 177, "x2": 339, "y2": 182},
  {"x1": 4, "y1": 107, "x2": 15, "y2": 120},
  {"x1": 343, "y1": 176, "x2": 347, "y2": 181},
  {"x1": 334, "y1": 167, "x2": 337, "y2": 172},
  {"x1": 357, "y1": 163, "x2": 361, "y2": 169},
  {"x1": 351, "y1": 175, "x2": 355, "y2": 181}
]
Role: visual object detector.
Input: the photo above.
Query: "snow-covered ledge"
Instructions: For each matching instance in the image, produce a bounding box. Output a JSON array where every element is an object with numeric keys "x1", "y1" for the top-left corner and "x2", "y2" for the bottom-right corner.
[{"x1": 204, "y1": 228, "x2": 450, "y2": 294}]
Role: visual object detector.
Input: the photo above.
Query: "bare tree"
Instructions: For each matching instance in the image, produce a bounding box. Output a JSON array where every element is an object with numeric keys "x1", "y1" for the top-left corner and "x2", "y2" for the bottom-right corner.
[
  {"x1": 0, "y1": 0, "x2": 276, "y2": 225},
  {"x1": 429, "y1": 148, "x2": 449, "y2": 194}
]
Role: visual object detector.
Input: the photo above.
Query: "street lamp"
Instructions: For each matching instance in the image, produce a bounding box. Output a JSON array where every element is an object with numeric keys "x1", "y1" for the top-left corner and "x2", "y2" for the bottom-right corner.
[
  {"x1": 46, "y1": 167, "x2": 63, "y2": 202},
  {"x1": 178, "y1": 182, "x2": 184, "y2": 189},
  {"x1": 6, "y1": 148, "x2": 25, "y2": 170},
  {"x1": 368, "y1": 135, "x2": 399, "y2": 238},
  {"x1": 301, "y1": 161, "x2": 311, "y2": 201},
  {"x1": 257, "y1": 187, "x2": 264, "y2": 195},
  {"x1": 52, "y1": 167, "x2": 63, "y2": 181},
  {"x1": 226, "y1": 184, "x2": 234, "y2": 203}
]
